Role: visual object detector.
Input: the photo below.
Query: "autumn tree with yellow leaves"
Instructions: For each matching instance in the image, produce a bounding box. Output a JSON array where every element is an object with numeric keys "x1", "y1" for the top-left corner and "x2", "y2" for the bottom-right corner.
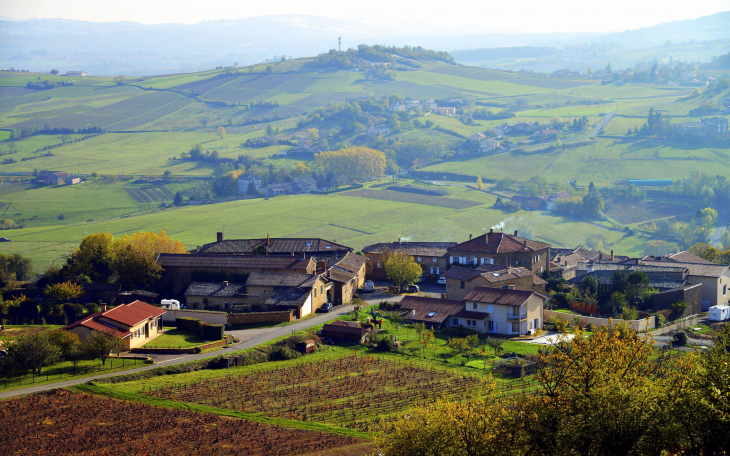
[
  {"x1": 112, "y1": 230, "x2": 188, "y2": 289},
  {"x1": 313, "y1": 146, "x2": 386, "y2": 185}
]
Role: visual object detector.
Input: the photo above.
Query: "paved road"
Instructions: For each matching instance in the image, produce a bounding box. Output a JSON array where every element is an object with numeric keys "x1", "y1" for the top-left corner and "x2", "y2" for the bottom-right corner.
[
  {"x1": 590, "y1": 111, "x2": 614, "y2": 137},
  {"x1": 709, "y1": 205, "x2": 728, "y2": 247},
  {"x1": 0, "y1": 304, "x2": 356, "y2": 399}
]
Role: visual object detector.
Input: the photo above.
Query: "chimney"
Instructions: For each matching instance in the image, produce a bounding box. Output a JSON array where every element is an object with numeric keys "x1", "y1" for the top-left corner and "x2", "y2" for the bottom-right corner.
[
  {"x1": 100, "y1": 304, "x2": 107, "y2": 312},
  {"x1": 469, "y1": 234, "x2": 473, "y2": 240},
  {"x1": 266, "y1": 233, "x2": 270, "y2": 246},
  {"x1": 599, "y1": 251, "x2": 603, "y2": 260},
  {"x1": 196, "y1": 245, "x2": 201, "y2": 253},
  {"x1": 523, "y1": 239, "x2": 527, "y2": 247},
  {"x1": 216, "y1": 231, "x2": 223, "y2": 243},
  {"x1": 514, "y1": 230, "x2": 518, "y2": 237},
  {"x1": 398, "y1": 237, "x2": 401, "y2": 243},
  {"x1": 611, "y1": 250, "x2": 614, "y2": 261},
  {"x1": 489, "y1": 228, "x2": 494, "y2": 234},
  {"x1": 564, "y1": 260, "x2": 568, "y2": 266}
]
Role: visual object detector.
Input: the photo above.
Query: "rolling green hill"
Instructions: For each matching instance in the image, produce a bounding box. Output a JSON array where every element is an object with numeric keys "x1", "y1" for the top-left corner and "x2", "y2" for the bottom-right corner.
[{"x1": 0, "y1": 58, "x2": 727, "y2": 271}]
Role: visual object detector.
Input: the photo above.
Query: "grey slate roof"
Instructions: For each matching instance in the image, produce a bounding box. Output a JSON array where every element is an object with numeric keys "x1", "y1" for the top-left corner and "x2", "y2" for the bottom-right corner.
[
  {"x1": 444, "y1": 265, "x2": 534, "y2": 283},
  {"x1": 569, "y1": 271, "x2": 689, "y2": 290},
  {"x1": 198, "y1": 238, "x2": 352, "y2": 255},
  {"x1": 362, "y1": 242, "x2": 456, "y2": 257},
  {"x1": 264, "y1": 287, "x2": 311, "y2": 307},
  {"x1": 398, "y1": 296, "x2": 466, "y2": 325},
  {"x1": 157, "y1": 253, "x2": 313, "y2": 270},
  {"x1": 463, "y1": 287, "x2": 544, "y2": 306},
  {"x1": 184, "y1": 282, "x2": 248, "y2": 298},
  {"x1": 639, "y1": 260, "x2": 728, "y2": 278},
  {"x1": 244, "y1": 271, "x2": 318, "y2": 288}
]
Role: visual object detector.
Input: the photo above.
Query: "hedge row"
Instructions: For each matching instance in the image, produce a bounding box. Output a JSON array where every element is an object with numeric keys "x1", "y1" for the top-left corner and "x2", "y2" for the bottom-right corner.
[{"x1": 175, "y1": 317, "x2": 224, "y2": 341}]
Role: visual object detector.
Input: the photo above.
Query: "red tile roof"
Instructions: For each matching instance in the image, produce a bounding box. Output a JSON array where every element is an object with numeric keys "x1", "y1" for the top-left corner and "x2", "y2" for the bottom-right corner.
[
  {"x1": 101, "y1": 300, "x2": 166, "y2": 327},
  {"x1": 63, "y1": 312, "x2": 130, "y2": 339},
  {"x1": 449, "y1": 232, "x2": 550, "y2": 255}
]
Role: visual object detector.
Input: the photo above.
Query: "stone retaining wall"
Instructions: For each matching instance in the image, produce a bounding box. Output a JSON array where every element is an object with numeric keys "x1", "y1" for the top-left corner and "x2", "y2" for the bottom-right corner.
[{"x1": 545, "y1": 310, "x2": 655, "y2": 332}]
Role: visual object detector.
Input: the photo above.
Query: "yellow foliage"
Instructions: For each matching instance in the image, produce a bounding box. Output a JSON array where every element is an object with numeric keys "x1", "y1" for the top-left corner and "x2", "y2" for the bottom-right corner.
[{"x1": 313, "y1": 146, "x2": 386, "y2": 183}]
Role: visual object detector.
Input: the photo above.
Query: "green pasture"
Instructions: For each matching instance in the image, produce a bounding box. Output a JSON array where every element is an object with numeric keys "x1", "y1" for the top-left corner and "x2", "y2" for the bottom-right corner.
[
  {"x1": 423, "y1": 137, "x2": 730, "y2": 183},
  {"x1": 5, "y1": 185, "x2": 643, "y2": 271}
]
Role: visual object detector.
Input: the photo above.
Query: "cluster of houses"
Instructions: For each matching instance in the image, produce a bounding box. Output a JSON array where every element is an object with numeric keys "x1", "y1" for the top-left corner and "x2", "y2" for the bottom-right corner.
[
  {"x1": 389, "y1": 98, "x2": 457, "y2": 116},
  {"x1": 672, "y1": 117, "x2": 729, "y2": 139},
  {"x1": 62, "y1": 228, "x2": 730, "y2": 347},
  {"x1": 36, "y1": 170, "x2": 81, "y2": 186},
  {"x1": 236, "y1": 174, "x2": 318, "y2": 197}
]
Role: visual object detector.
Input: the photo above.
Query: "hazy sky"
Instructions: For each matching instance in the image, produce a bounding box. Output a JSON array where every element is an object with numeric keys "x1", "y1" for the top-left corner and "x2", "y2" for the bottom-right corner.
[{"x1": 2, "y1": 0, "x2": 730, "y2": 33}]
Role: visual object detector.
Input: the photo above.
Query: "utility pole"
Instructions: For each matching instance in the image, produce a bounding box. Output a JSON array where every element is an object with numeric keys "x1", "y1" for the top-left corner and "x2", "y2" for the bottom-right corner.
[{"x1": 338, "y1": 37, "x2": 341, "y2": 52}]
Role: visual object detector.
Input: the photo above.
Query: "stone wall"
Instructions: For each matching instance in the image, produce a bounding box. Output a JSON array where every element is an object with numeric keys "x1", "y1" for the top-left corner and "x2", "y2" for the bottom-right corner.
[
  {"x1": 227, "y1": 310, "x2": 293, "y2": 325},
  {"x1": 544, "y1": 310, "x2": 655, "y2": 332},
  {"x1": 160, "y1": 308, "x2": 228, "y2": 326},
  {"x1": 652, "y1": 284, "x2": 703, "y2": 317}
]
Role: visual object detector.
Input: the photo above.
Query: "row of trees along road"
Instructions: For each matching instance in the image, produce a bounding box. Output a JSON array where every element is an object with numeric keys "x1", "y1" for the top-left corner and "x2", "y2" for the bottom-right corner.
[{"x1": 378, "y1": 323, "x2": 730, "y2": 456}]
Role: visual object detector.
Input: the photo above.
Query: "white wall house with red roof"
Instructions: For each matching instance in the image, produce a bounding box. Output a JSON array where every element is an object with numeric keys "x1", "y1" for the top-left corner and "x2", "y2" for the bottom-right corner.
[{"x1": 64, "y1": 300, "x2": 166, "y2": 350}]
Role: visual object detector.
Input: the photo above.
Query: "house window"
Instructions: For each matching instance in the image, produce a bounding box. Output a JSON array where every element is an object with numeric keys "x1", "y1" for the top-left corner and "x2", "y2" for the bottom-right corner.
[
  {"x1": 417, "y1": 256, "x2": 422, "y2": 262},
  {"x1": 511, "y1": 322, "x2": 520, "y2": 333},
  {"x1": 724, "y1": 284, "x2": 727, "y2": 295},
  {"x1": 433, "y1": 258, "x2": 438, "y2": 263},
  {"x1": 264, "y1": 289, "x2": 269, "y2": 294},
  {"x1": 377, "y1": 262, "x2": 382, "y2": 268},
  {"x1": 460, "y1": 281, "x2": 465, "y2": 289},
  {"x1": 452, "y1": 318, "x2": 459, "y2": 326},
  {"x1": 314, "y1": 289, "x2": 317, "y2": 297},
  {"x1": 515, "y1": 260, "x2": 521, "y2": 265},
  {"x1": 488, "y1": 321, "x2": 494, "y2": 331},
  {"x1": 535, "y1": 255, "x2": 540, "y2": 262},
  {"x1": 320, "y1": 285, "x2": 323, "y2": 294},
  {"x1": 473, "y1": 302, "x2": 477, "y2": 309}
]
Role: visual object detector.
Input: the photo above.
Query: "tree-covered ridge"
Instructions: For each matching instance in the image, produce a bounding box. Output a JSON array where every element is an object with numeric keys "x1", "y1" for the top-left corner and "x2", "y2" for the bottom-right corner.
[{"x1": 314, "y1": 44, "x2": 454, "y2": 69}]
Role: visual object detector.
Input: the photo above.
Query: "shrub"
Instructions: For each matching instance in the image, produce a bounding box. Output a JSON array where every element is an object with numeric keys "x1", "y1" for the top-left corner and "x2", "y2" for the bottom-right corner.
[
  {"x1": 193, "y1": 346, "x2": 202, "y2": 354},
  {"x1": 652, "y1": 313, "x2": 667, "y2": 328},
  {"x1": 555, "y1": 319, "x2": 569, "y2": 333},
  {"x1": 377, "y1": 337, "x2": 397, "y2": 352},
  {"x1": 202, "y1": 323, "x2": 225, "y2": 340},
  {"x1": 586, "y1": 323, "x2": 596, "y2": 332},
  {"x1": 176, "y1": 317, "x2": 202, "y2": 333},
  {"x1": 268, "y1": 345, "x2": 301, "y2": 361},
  {"x1": 673, "y1": 330, "x2": 689, "y2": 346},
  {"x1": 670, "y1": 300, "x2": 687, "y2": 320}
]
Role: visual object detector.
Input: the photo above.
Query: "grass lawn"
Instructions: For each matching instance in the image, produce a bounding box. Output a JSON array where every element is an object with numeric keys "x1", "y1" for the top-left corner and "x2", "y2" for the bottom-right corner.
[
  {"x1": 0, "y1": 356, "x2": 146, "y2": 393},
  {"x1": 143, "y1": 329, "x2": 209, "y2": 348}
]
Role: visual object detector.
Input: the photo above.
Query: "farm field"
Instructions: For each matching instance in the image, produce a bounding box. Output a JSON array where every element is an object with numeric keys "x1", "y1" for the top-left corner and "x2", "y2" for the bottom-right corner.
[
  {"x1": 0, "y1": 390, "x2": 369, "y2": 455},
  {"x1": 422, "y1": 138, "x2": 730, "y2": 183},
  {"x1": 142, "y1": 355, "x2": 489, "y2": 431},
  {"x1": 603, "y1": 197, "x2": 697, "y2": 225},
  {"x1": 5, "y1": 188, "x2": 637, "y2": 272}
]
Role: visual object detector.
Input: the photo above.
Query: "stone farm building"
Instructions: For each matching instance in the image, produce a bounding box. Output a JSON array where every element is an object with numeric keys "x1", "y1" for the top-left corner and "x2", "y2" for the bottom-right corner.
[
  {"x1": 194, "y1": 233, "x2": 352, "y2": 268},
  {"x1": 156, "y1": 253, "x2": 316, "y2": 296},
  {"x1": 36, "y1": 170, "x2": 70, "y2": 185},
  {"x1": 325, "y1": 252, "x2": 367, "y2": 305},
  {"x1": 362, "y1": 241, "x2": 456, "y2": 280},
  {"x1": 184, "y1": 281, "x2": 248, "y2": 310},
  {"x1": 244, "y1": 271, "x2": 330, "y2": 318},
  {"x1": 63, "y1": 301, "x2": 166, "y2": 350},
  {"x1": 448, "y1": 230, "x2": 551, "y2": 274}
]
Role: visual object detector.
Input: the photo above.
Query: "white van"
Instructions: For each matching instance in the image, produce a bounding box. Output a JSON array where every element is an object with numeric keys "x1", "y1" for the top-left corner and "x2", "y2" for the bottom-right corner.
[{"x1": 363, "y1": 281, "x2": 374, "y2": 292}]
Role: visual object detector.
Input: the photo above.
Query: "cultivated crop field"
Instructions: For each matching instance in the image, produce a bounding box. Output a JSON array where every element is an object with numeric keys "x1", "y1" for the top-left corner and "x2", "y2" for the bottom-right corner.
[
  {"x1": 603, "y1": 197, "x2": 696, "y2": 225},
  {"x1": 143, "y1": 355, "x2": 489, "y2": 431},
  {"x1": 342, "y1": 188, "x2": 483, "y2": 209},
  {"x1": 124, "y1": 185, "x2": 174, "y2": 203},
  {"x1": 0, "y1": 390, "x2": 367, "y2": 455}
]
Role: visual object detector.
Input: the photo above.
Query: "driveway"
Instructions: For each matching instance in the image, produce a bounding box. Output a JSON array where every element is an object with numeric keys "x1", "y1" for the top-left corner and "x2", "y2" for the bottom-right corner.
[
  {"x1": 0, "y1": 304, "x2": 355, "y2": 399},
  {"x1": 359, "y1": 281, "x2": 446, "y2": 306}
]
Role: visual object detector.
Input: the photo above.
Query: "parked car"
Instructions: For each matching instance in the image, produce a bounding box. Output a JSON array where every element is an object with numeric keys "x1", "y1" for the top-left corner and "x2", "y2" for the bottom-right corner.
[
  {"x1": 320, "y1": 302, "x2": 333, "y2": 313},
  {"x1": 437, "y1": 277, "x2": 446, "y2": 285},
  {"x1": 363, "y1": 280, "x2": 374, "y2": 292},
  {"x1": 406, "y1": 284, "x2": 419, "y2": 293}
]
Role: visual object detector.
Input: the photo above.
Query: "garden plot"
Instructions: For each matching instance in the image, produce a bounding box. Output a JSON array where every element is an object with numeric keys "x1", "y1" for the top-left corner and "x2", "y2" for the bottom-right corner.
[
  {"x1": 0, "y1": 389, "x2": 365, "y2": 455},
  {"x1": 143, "y1": 355, "x2": 489, "y2": 431}
]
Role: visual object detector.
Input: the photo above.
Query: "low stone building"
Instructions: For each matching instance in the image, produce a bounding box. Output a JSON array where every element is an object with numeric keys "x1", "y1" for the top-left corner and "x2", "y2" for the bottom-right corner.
[
  {"x1": 326, "y1": 252, "x2": 367, "y2": 305},
  {"x1": 244, "y1": 271, "x2": 330, "y2": 318},
  {"x1": 157, "y1": 253, "x2": 316, "y2": 296},
  {"x1": 321, "y1": 320, "x2": 370, "y2": 344},
  {"x1": 184, "y1": 281, "x2": 248, "y2": 310},
  {"x1": 362, "y1": 241, "x2": 456, "y2": 281}
]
